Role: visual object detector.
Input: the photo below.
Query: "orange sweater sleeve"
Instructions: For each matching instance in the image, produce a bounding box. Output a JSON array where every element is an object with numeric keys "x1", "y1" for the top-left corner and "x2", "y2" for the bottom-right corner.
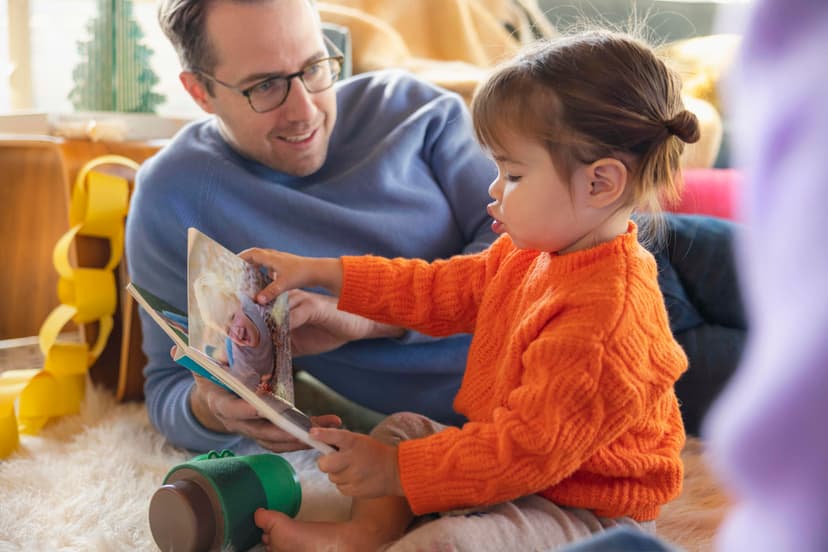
[{"x1": 337, "y1": 235, "x2": 510, "y2": 336}]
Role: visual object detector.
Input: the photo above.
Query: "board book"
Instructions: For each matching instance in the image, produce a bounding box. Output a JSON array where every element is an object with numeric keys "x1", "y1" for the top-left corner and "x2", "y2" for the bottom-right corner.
[{"x1": 127, "y1": 228, "x2": 334, "y2": 454}]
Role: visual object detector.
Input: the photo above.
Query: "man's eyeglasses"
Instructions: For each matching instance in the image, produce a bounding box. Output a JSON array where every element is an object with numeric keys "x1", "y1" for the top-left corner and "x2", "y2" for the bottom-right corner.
[{"x1": 196, "y1": 54, "x2": 344, "y2": 113}]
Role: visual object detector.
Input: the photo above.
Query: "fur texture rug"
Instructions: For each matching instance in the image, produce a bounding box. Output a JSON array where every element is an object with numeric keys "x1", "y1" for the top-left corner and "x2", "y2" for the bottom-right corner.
[{"x1": 0, "y1": 382, "x2": 728, "y2": 551}]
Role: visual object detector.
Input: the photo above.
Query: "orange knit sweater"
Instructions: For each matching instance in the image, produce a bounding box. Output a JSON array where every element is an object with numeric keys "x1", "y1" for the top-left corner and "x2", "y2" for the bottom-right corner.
[{"x1": 338, "y1": 223, "x2": 687, "y2": 520}]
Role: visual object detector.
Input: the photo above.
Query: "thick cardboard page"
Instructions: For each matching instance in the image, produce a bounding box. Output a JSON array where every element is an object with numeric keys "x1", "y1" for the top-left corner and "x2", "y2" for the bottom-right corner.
[{"x1": 127, "y1": 233, "x2": 333, "y2": 454}]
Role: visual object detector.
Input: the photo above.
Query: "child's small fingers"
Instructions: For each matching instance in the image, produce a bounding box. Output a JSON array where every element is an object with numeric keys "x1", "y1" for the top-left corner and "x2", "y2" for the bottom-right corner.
[
  {"x1": 317, "y1": 452, "x2": 349, "y2": 475},
  {"x1": 309, "y1": 427, "x2": 353, "y2": 447},
  {"x1": 238, "y1": 248, "x2": 265, "y2": 266}
]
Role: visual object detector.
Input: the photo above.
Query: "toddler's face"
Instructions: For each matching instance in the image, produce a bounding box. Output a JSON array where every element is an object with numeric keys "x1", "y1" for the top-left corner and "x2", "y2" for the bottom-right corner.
[
  {"x1": 486, "y1": 132, "x2": 594, "y2": 254},
  {"x1": 226, "y1": 308, "x2": 261, "y2": 348}
]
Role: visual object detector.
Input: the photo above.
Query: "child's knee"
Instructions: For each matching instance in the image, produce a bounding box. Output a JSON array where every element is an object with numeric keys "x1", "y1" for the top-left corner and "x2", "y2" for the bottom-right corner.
[{"x1": 370, "y1": 412, "x2": 444, "y2": 445}]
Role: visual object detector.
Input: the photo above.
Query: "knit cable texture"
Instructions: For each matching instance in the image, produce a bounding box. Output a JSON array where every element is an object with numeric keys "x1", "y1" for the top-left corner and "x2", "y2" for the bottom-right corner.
[{"x1": 338, "y1": 224, "x2": 687, "y2": 520}]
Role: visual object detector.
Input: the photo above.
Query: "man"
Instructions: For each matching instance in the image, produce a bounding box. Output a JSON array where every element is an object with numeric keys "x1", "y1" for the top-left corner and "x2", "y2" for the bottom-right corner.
[
  {"x1": 128, "y1": 0, "x2": 744, "y2": 456},
  {"x1": 126, "y1": 0, "x2": 497, "y2": 453}
]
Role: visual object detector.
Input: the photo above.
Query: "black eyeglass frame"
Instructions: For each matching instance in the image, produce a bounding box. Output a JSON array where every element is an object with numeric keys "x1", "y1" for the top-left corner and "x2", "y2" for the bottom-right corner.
[{"x1": 194, "y1": 38, "x2": 345, "y2": 113}]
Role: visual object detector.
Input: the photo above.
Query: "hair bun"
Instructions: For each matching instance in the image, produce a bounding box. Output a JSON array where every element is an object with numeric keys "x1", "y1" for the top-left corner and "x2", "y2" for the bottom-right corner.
[{"x1": 665, "y1": 110, "x2": 700, "y2": 144}]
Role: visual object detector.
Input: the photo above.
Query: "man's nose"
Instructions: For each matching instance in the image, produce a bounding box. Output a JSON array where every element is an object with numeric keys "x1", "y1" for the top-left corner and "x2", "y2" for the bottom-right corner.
[{"x1": 281, "y1": 78, "x2": 317, "y2": 121}]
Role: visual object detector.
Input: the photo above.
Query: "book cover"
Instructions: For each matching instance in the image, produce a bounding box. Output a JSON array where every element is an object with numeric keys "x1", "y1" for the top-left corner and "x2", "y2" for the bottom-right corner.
[
  {"x1": 126, "y1": 228, "x2": 334, "y2": 454},
  {"x1": 126, "y1": 282, "x2": 230, "y2": 392}
]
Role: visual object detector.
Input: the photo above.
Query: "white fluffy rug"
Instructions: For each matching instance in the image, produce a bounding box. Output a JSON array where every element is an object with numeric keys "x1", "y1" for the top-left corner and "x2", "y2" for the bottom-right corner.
[
  {"x1": 0, "y1": 381, "x2": 351, "y2": 551},
  {"x1": 0, "y1": 381, "x2": 726, "y2": 551}
]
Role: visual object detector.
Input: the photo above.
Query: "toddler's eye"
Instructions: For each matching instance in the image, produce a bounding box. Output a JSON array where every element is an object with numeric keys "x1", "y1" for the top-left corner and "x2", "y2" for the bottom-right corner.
[{"x1": 506, "y1": 174, "x2": 522, "y2": 183}]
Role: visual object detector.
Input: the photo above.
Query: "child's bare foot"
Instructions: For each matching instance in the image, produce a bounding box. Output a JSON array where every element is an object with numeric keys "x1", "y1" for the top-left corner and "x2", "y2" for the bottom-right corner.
[{"x1": 254, "y1": 509, "x2": 397, "y2": 552}]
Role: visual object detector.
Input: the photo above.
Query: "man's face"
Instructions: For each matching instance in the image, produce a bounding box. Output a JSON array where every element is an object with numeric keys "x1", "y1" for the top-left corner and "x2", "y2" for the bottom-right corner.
[{"x1": 190, "y1": 0, "x2": 337, "y2": 176}]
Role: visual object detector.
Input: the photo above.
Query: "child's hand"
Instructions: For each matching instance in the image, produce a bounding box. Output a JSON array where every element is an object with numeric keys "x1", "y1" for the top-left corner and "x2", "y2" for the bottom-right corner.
[
  {"x1": 310, "y1": 427, "x2": 404, "y2": 498},
  {"x1": 238, "y1": 248, "x2": 343, "y2": 303}
]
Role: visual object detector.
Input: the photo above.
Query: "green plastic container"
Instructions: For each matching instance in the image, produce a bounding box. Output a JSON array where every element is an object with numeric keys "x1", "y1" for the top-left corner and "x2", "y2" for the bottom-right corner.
[{"x1": 148, "y1": 450, "x2": 302, "y2": 551}]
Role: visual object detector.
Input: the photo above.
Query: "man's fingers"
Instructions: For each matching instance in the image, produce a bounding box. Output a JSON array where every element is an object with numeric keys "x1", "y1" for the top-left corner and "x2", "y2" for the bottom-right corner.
[
  {"x1": 209, "y1": 393, "x2": 260, "y2": 421},
  {"x1": 225, "y1": 417, "x2": 309, "y2": 452},
  {"x1": 255, "y1": 281, "x2": 283, "y2": 305},
  {"x1": 310, "y1": 414, "x2": 342, "y2": 429},
  {"x1": 255, "y1": 437, "x2": 310, "y2": 453},
  {"x1": 194, "y1": 376, "x2": 261, "y2": 422}
]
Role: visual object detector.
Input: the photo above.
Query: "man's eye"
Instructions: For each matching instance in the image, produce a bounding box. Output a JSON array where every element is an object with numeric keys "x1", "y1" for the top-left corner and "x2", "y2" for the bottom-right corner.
[{"x1": 252, "y1": 78, "x2": 278, "y2": 95}]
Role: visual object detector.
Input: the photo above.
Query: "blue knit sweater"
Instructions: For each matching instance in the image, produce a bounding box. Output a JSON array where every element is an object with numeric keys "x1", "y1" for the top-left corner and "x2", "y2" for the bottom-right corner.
[{"x1": 125, "y1": 70, "x2": 497, "y2": 451}]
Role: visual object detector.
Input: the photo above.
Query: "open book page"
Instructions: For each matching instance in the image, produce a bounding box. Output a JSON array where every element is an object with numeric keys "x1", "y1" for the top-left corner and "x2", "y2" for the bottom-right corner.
[
  {"x1": 186, "y1": 228, "x2": 294, "y2": 403},
  {"x1": 185, "y1": 345, "x2": 323, "y2": 446},
  {"x1": 126, "y1": 283, "x2": 189, "y2": 351},
  {"x1": 126, "y1": 283, "x2": 231, "y2": 391},
  {"x1": 127, "y1": 229, "x2": 334, "y2": 454},
  {"x1": 128, "y1": 281, "x2": 333, "y2": 454}
]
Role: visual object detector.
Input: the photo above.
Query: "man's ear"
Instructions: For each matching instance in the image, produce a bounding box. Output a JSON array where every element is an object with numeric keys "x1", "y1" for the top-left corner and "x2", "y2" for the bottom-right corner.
[
  {"x1": 180, "y1": 71, "x2": 215, "y2": 114},
  {"x1": 583, "y1": 158, "x2": 628, "y2": 208}
]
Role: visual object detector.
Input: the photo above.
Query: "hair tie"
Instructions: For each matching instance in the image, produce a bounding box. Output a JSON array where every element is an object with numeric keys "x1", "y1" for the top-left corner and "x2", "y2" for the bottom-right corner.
[
  {"x1": 663, "y1": 114, "x2": 682, "y2": 136},
  {"x1": 662, "y1": 110, "x2": 701, "y2": 144}
]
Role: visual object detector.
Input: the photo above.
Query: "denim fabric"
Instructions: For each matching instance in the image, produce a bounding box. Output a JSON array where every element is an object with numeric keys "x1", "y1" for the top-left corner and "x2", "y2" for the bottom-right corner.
[{"x1": 559, "y1": 525, "x2": 679, "y2": 552}]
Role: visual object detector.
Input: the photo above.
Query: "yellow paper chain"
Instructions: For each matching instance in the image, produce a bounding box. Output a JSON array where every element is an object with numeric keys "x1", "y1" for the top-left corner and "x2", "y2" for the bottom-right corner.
[{"x1": 0, "y1": 155, "x2": 139, "y2": 458}]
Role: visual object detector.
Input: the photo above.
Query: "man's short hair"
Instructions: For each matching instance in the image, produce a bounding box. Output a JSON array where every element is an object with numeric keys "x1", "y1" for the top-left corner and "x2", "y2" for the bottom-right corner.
[{"x1": 157, "y1": 0, "x2": 316, "y2": 80}]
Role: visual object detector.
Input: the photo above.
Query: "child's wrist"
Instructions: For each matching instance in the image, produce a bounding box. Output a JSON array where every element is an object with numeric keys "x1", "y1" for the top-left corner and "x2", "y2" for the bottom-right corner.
[
  {"x1": 313, "y1": 257, "x2": 344, "y2": 295},
  {"x1": 392, "y1": 446, "x2": 405, "y2": 496}
]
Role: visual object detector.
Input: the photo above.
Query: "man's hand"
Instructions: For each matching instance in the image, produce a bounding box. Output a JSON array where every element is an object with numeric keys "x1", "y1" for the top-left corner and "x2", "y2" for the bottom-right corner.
[
  {"x1": 311, "y1": 427, "x2": 404, "y2": 498},
  {"x1": 186, "y1": 366, "x2": 342, "y2": 452},
  {"x1": 288, "y1": 289, "x2": 405, "y2": 356}
]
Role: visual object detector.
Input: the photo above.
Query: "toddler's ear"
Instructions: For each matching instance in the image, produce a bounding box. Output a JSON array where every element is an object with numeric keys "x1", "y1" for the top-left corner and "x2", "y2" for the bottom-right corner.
[{"x1": 584, "y1": 158, "x2": 628, "y2": 208}]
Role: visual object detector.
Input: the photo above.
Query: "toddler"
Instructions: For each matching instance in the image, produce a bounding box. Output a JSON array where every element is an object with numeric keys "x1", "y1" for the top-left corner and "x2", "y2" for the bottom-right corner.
[{"x1": 247, "y1": 30, "x2": 698, "y2": 551}]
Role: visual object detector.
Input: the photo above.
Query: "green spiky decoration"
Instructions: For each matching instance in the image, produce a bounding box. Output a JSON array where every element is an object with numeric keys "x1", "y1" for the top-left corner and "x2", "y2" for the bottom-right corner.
[{"x1": 69, "y1": 0, "x2": 165, "y2": 113}]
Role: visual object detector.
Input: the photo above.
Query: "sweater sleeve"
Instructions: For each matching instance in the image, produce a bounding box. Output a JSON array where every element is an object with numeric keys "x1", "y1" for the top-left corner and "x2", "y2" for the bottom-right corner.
[
  {"x1": 397, "y1": 332, "x2": 645, "y2": 515},
  {"x1": 126, "y1": 147, "x2": 243, "y2": 453},
  {"x1": 337, "y1": 238, "x2": 509, "y2": 336}
]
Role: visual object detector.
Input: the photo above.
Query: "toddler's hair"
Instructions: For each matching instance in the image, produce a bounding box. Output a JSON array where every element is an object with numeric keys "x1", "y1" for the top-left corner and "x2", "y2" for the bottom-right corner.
[{"x1": 472, "y1": 31, "x2": 700, "y2": 242}]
